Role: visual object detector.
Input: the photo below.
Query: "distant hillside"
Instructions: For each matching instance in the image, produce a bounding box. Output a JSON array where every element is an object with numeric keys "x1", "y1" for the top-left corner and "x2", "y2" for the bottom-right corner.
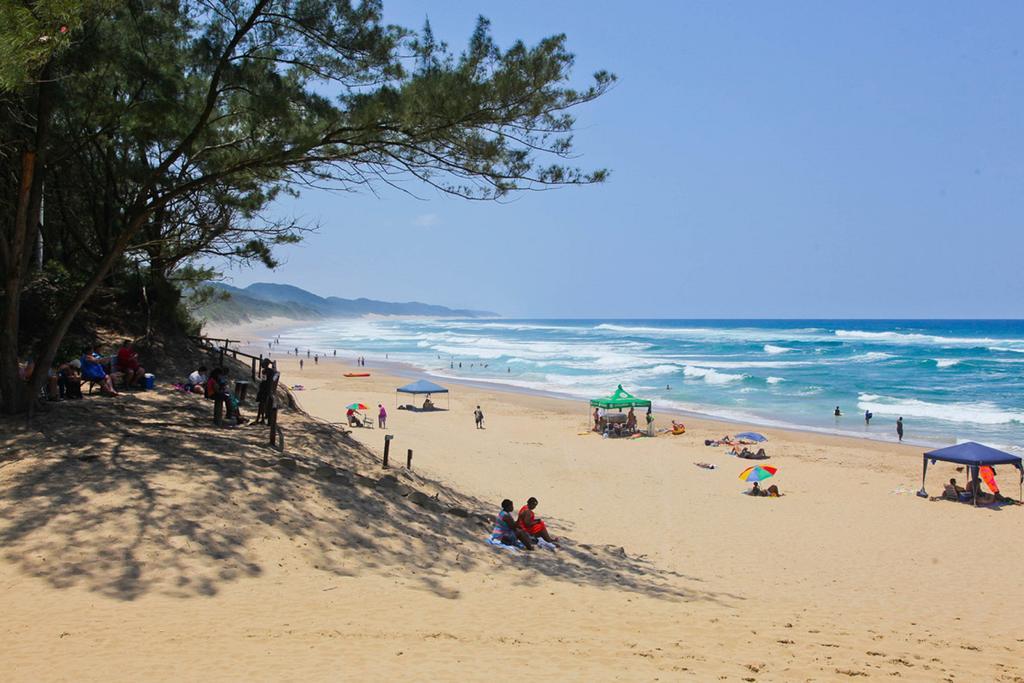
[{"x1": 192, "y1": 282, "x2": 496, "y2": 323}]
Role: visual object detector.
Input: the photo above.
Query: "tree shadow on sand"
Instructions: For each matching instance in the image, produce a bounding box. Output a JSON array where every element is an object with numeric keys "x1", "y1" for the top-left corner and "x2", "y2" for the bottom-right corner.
[{"x1": 0, "y1": 390, "x2": 741, "y2": 607}]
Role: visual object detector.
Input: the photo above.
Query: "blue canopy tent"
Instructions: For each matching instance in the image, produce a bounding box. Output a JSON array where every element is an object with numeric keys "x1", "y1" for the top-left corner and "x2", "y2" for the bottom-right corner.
[
  {"x1": 396, "y1": 379, "x2": 449, "y2": 410},
  {"x1": 917, "y1": 442, "x2": 1023, "y2": 505}
]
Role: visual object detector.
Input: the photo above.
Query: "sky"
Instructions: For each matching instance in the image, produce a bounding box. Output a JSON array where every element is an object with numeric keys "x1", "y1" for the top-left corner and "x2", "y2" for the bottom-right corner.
[{"x1": 224, "y1": 1, "x2": 1024, "y2": 318}]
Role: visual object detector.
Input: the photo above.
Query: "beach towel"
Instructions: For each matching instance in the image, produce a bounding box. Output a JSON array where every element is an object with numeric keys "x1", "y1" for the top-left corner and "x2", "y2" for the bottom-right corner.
[{"x1": 486, "y1": 537, "x2": 522, "y2": 553}]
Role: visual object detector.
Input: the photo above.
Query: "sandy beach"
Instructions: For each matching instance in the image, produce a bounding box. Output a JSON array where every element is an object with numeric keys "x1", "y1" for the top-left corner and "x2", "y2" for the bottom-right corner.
[{"x1": 2, "y1": 321, "x2": 1022, "y2": 681}]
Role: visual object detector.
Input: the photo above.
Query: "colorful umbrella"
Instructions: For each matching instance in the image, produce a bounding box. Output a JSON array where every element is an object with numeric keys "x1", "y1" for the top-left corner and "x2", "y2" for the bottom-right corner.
[
  {"x1": 346, "y1": 403, "x2": 368, "y2": 411},
  {"x1": 736, "y1": 432, "x2": 767, "y2": 442},
  {"x1": 739, "y1": 465, "x2": 777, "y2": 482}
]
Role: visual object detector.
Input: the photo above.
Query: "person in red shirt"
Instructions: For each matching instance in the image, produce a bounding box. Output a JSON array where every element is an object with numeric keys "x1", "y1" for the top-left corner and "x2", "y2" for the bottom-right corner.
[
  {"x1": 116, "y1": 339, "x2": 146, "y2": 387},
  {"x1": 517, "y1": 497, "x2": 557, "y2": 546}
]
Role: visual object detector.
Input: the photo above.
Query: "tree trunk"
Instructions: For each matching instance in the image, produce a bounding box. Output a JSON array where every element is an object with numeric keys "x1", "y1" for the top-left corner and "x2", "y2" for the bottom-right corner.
[
  {"x1": 0, "y1": 152, "x2": 36, "y2": 414},
  {"x1": 1, "y1": 61, "x2": 56, "y2": 415}
]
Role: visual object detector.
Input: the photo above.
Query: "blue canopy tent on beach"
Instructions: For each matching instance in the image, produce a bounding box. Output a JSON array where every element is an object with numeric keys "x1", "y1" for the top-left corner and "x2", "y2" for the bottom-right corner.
[
  {"x1": 396, "y1": 379, "x2": 450, "y2": 410},
  {"x1": 917, "y1": 442, "x2": 1023, "y2": 506}
]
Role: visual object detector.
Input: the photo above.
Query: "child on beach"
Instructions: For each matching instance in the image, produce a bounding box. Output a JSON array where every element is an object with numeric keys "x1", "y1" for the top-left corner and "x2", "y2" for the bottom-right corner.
[{"x1": 474, "y1": 406, "x2": 484, "y2": 429}]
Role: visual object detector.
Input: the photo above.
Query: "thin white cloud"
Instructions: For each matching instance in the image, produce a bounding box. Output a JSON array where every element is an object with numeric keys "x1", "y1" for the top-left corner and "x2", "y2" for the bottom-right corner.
[{"x1": 413, "y1": 212, "x2": 441, "y2": 228}]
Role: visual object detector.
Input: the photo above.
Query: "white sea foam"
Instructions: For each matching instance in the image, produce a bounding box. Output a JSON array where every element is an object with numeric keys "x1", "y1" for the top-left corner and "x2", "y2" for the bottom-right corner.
[
  {"x1": 991, "y1": 346, "x2": 1024, "y2": 354},
  {"x1": 683, "y1": 365, "x2": 747, "y2": 385},
  {"x1": 857, "y1": 393, "x2": 1024, "y2": 425},
  {"x1": 763, "y1": 344, "x2": 790, "y2": 355},
  {"x1": 766, "y1": 376, "x2": 785, "y2": 384},
  {"x1": 668, "y1": 359, "x2": 816, "y2": 369},
  {"x1": 934, "y1": 359, "x2": 960, "y2": 368},
  {"x1": 849, "y1": 352, "x2": 894, "y2": 362},
  {"x1": 836, "y1": 329, "x2": 1024, "y2": 347}
]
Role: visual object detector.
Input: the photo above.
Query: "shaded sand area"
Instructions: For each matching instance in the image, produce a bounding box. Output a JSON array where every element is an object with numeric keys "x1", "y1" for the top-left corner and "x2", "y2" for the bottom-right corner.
[{"x1": 2, "y1": 351, "x2": 1023, "y2": 681}]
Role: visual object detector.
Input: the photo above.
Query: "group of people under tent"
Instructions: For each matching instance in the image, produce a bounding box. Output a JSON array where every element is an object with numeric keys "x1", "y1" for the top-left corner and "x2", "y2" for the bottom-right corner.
[
  {"x1": 593, "y1": 406, "x2": 654, "y2": 438},
  {"x1": 17, "y1": 339, "x2": 149, "y2": 402},
  {"x1": 489, "y1": 497, "x2": 558, "y2": 551}
]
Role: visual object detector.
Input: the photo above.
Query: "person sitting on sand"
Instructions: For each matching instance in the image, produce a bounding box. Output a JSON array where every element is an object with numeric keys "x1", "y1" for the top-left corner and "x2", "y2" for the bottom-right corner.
[
  {"x1": 943, "y1": 478, "x2": 966, "y2": 501},
  {"x1": 749, "y1": 482, "x2": 782, "y2": 497},
  {"x1": 517, "y1": 497, "x2": 557, "y2": 546},
  {"x1": 187, "y1": 366, "x2": 208, "y2": 395},
  {"x1": 346, "y1": 407, "x2": 361, "y2": 427},
  {"x1": 423, "y1": 397, "x2": 434, "y2": 410},
  {"x1": 116, "y1": 339, "x2": 145, "y2": 388},
  {"x1": 491, "y1": 499, "x2": 533, "y2": 551},
  {"x1": 80, "y1": 348, "x2": 118, "y2": 396}
]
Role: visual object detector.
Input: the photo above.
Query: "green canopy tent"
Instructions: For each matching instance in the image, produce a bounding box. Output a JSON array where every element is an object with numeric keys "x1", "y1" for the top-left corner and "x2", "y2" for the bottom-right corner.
[
  {"x1": 589, "y1": 384, "x2": 652, "y2": 409},
  {"x1": 589, "y1": 385, "x2": 652, "y2": 436}
]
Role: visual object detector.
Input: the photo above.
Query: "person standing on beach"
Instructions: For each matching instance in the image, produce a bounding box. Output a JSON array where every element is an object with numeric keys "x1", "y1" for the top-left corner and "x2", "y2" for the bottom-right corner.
[
  {"x1": 865, "y1": 410, "x2": 872, "y2": 425},
  {"x1": 646, "y1": 407, "x2": 655, "y2": 436},
  {"x1": 299, "y1": 358, "x2": 304, "y2": 370},
  {"x1": 474, "y1": 405, "x2": 484, "y2": 429},
  {"x1": 378, "y1": 404, "x2": 387, "y2": 429},
  {"x1": 314, "y1": 355, "x2": 318, "y2": 365},
  {"x1": 897, "y1": 417, "x2": 904, "y2": 441},
  {"x1": 333, "y1": 349, "x2": 336, "y2": 357}
]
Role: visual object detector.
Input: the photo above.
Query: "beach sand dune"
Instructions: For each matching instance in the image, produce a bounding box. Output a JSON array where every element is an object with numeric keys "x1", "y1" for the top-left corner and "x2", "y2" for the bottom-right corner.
[{"x1": 2, "y1": 351, "x2": 1022, "y2": 680}]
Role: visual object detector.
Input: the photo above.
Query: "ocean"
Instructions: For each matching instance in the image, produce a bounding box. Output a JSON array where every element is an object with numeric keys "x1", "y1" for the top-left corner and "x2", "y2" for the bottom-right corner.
[{"x1": 277, "y1": 318, "x2": 1024, "y2": 452}]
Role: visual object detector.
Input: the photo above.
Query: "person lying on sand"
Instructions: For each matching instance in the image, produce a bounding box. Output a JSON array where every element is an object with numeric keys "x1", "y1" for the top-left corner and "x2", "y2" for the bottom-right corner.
[
  {"x1": 491, "y1": 499, "x2": 534, "y2": 551},
  {"x1": 748, "y1": 482, "x2": 782, "y2": 497},
  {"x1": 518, "y1": 497, "x2": 558, "y2": 546},
  {"x1": 694, "y1": 462, "x2": 716, "y2": 470}
]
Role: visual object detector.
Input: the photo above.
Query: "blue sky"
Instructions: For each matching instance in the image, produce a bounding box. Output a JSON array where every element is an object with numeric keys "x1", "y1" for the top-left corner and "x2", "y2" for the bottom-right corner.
[{"x1": 225, "y1": 1, "x2": 1024, "y2": 318}]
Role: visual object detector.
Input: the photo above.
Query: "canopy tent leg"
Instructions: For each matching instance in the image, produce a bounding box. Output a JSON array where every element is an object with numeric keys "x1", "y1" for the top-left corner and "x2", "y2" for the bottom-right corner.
[
  {"x1": 917, "y1": 455, "x2": 928, "y2": 498},
  {"x1": 971, "y1": 465, "x2": 979, "y2": 506}
]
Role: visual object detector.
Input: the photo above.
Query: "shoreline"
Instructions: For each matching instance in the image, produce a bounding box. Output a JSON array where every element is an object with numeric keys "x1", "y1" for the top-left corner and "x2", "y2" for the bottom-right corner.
[{"x1": 210, "y1": 316, "x2": 950, "y2": 452}]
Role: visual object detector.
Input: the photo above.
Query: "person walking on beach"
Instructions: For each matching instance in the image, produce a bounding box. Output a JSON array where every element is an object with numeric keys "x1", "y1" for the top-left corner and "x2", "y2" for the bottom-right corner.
[
  {"x1": 474, "y1": 405, "x2": 484, "y2": 429},
  {"x1": 299, "y1": 358, "x2": 304, "y2": 370},
  {"x1": 314, "y1": 355, "x2": 318, "y2": 365},
  {"x1": 333, "y1": 349, "x2": 336, "y2": 357},
  {"x1": 378, "y1": 404, "x2": 387, "y2": 429},
  {"x1": 897, "y1": 417, "x2": 904, "y2": 442}
]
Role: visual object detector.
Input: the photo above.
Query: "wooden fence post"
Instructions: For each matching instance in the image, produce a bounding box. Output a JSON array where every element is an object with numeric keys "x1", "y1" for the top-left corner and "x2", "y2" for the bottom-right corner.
[
  {"x1": 406, "y1": 449, "x2": 413, "y2": 469},
  {"x1": 383, "y1": 435, "x2": 392, "y2": 468}
]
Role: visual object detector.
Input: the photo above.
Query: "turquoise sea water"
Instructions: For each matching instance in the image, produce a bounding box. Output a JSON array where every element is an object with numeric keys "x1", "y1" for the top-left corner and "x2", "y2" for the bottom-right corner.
[{"x1": 279, "y1": 319, "x2": 1024, "y2": 452}]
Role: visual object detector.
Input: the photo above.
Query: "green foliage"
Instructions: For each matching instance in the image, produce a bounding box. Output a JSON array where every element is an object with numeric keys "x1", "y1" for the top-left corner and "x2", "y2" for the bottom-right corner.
[{"x1": 0, "y1": 1, "x2": 612, "y2": 411}]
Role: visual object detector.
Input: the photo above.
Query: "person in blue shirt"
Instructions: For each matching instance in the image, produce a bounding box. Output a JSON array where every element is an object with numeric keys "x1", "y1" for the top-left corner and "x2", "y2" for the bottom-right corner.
[{"x1": 80, "y1": 347, "x2": 117, "y2": 396}]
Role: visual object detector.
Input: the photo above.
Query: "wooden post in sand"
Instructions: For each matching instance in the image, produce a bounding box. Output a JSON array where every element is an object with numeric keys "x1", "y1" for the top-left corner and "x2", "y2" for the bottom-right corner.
[
  {"x1": 383, "y1": 435, "x2": 392, "y2": 468},
  {"x1": 406, "y1": 449, "x2": 413, "y2": 470},
  {"x1": 213, "y1": 395, "x2": 224, "y2": 426}
]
